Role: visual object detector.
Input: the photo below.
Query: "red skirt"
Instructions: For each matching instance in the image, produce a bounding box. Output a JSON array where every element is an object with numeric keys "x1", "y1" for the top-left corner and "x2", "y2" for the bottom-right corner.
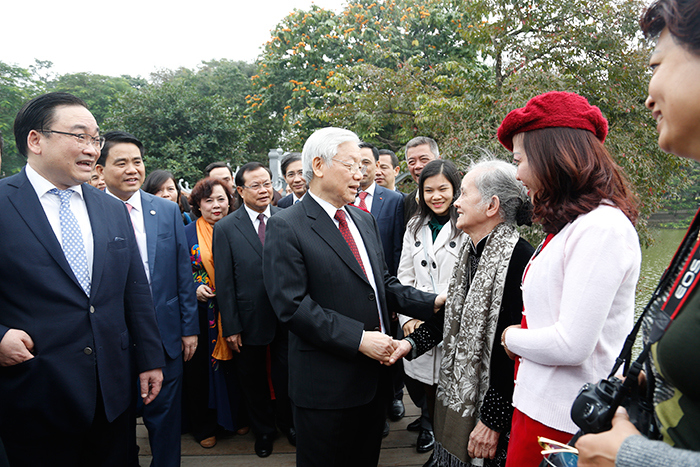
[{"x1": 505, "y1": 408, "x2": 574, "y2": 467}]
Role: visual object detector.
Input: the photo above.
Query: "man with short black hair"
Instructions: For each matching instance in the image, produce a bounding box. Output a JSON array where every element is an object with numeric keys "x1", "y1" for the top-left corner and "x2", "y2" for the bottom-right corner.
[
  {"x1": 0, "y1": 92, "x2": 164, "y2": 465},
  {"x1": 278, "y1": 153, "x2": 306, "y2": 208},
  {"x1": 214, "y1": 162, "x2": 294, "y2": 458},
  {"x1": 98, "y1": 131, "x2": 198, "y2": 467},
  {"x1": 376, "y1": 149, "x2": 401, "y2": 192}
]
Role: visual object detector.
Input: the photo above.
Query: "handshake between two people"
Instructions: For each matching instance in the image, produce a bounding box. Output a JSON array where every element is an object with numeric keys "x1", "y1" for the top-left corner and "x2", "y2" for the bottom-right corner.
[{"x1": 359, "y1": 292, "x2": 446, "y2": 365}]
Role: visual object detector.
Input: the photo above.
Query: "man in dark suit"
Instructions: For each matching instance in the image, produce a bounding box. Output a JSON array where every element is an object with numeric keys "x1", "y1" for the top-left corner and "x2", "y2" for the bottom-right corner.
[
  {"x1": 0, "y1": 93, "x2": 164, "y2": 466},
  {"x1": 97, "y1": 131, "x2": 199, "y2": 467},
  {"x1": 277, "y1": 152, "x2": 306, "y2": 208},
  {"x1": 214, "y1": 162, "x2": 294, "y2": 458},
  {"x1": 403, "y1": 136, "x2": 440, "y2": 225},
  {"x1": 355, "y1": 143, "x2": 405, "y2": 277},
  {"x1": 263, "y1": 127, "x2": 446, "y2": 467}
]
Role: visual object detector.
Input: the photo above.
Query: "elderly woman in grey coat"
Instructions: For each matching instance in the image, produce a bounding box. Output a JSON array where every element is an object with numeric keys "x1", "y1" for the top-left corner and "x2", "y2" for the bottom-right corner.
[{"x1": 390, "y1": 158, "x2": 534, "y2": 467}]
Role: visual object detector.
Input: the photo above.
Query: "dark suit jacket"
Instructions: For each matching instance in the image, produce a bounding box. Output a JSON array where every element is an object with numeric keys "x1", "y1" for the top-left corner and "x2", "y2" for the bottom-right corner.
[
  {"x1": 214, "y1": 206, "x2": 281, "y2": 346},
  {"x1": 140, "y1": 191, "x2": 199, "y2": 359},
  {"x1": 367, "y1": 184, "x2": 404, "y2": 276},
  {"x1": 278, "y1": 193, "x2": 304, "y2": 208},
  {"x1": 404, "y1": 188, "x2": 419, "y2": 226},
  {"x1": 263, "y1": 195, "x2": 436, "y2": 410},
  {"x1": 0, "y1": 170, "x2": 164, "y2": 433}
]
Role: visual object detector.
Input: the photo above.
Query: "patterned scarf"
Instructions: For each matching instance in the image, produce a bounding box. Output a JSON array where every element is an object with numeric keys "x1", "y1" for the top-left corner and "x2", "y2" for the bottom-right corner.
[{"x1": 434, "y1": 222, "x2": 520, "y2": 465}]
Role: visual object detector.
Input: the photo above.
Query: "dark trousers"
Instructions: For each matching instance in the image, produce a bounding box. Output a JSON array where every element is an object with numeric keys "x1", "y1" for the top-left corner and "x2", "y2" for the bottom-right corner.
[
  {"x1": 2, "y1": 387, "x2": 132, "y2": 467},
  {"x1": 404, "y1": 375, "x2": 434, "y2": 431},
  {"x1": 233, "y1": 327, "x2": 292, "y2": 437},
  {"x1": 293, "y1": 377, "x2": 389, "y2": 467},
  {"x1": 136, "y1": 354, "x2": 183, "y2": 467}
]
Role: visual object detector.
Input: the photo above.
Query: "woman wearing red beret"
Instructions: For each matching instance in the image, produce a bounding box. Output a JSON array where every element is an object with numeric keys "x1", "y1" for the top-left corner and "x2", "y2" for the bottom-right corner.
[{"x1": 496, "y1": 91, "x2": 642, "y2": 466}]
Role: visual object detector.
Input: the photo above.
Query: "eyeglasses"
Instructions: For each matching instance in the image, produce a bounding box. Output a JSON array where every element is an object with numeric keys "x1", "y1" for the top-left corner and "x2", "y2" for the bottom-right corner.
[
  {"x1": 243, "y1": 181, "x2": 273, "y2": 191},
  {"x1": 538, "y1": 437, "x2": 578, "y2": 467},
  {"x1": 332, "y1": 158, "x2": 367, "y2": 175},
  {"x1": 41, "y1": 130, "x2": 105, "y2": 150}
]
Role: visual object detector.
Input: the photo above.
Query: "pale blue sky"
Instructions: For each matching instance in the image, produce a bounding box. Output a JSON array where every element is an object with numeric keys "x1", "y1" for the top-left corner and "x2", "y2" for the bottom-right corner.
[{"x1": 2, "y1": 0, "x2": 346, "y2": 78}]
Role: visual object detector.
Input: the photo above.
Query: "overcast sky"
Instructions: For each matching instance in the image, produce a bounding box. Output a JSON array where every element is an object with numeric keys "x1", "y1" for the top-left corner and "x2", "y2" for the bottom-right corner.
[{"x1": 2, "y1": 0, "x2": 347, "y2": 78}]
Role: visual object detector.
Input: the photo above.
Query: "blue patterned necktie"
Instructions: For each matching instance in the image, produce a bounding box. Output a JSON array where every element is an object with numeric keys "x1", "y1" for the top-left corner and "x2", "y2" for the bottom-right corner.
[{"x1": 50, "y1": 188, "x2": 91, "y2": 296}]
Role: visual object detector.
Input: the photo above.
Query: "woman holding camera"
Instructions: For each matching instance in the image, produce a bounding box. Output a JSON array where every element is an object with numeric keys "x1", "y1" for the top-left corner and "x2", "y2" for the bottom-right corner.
[
  {"x1": 576, "y1": 0, "x2": 700, "y2": 465},
  {"x1": 497, "y1": 91, "x2": 642, "y2": 466}
]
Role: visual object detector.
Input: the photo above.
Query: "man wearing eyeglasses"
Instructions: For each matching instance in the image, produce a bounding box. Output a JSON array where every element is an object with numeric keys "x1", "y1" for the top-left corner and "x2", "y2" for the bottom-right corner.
[
  {"x1": 97, "y1": 130, "x2": 198, "y2": 467},
  {"x1": 262, "y1": 127, "x2": 446, "y2": 467},
  {"x1": 213, "y1": 161, "x2": 294, "y2": 458},
  {"x1": 0, "y1": 92, "x2": 164, "y2": 465},
  {"x1": 278, "y1": 153, "x2": 307, "y2": 208}
]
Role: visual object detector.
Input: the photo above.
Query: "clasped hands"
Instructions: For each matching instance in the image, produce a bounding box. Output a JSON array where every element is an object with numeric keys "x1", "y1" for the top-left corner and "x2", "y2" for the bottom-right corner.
[{"x1": 359, "y1": 331, "x2": 412, "y2": 365}]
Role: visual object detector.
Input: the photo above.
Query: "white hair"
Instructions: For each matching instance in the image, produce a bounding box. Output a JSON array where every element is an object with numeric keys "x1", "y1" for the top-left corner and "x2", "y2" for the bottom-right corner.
[
  {"x1": 468, "y1": 157, "x2": 529, "y2": 224},
  {"x1": 302, "y1": 127, "x2": 360, "y2": 182}
]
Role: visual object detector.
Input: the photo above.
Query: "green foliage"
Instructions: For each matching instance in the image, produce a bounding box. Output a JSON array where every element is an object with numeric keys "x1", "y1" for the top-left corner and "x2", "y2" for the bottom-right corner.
[
  {"x1": 104, "y1": 81, "x2": 247, "y2": 183},
  {"x1": 0, "y1": 61, "x2": 45, "y2": 175},
  {"x1": 47, "y1": 72, "x2": 136, "y2": 124}
]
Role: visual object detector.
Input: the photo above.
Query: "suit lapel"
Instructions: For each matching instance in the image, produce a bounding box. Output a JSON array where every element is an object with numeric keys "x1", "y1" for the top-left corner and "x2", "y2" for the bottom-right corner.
[
  {"x1": 233, "y1": 207, "x2": 263, "y2": 256},
  {"x1": 370, "y1": 185, "x2": 385, "y2": 219},
  {"x1": 7, "y1": 170, "x2": 77, "y2": 284},
  {"x1": 347, "y1": 207, "x2": 384, "y2": 284},
  {"x1": 141, "y1": 191, "x2": 158, "y2": 278},
  {"x1": 83, "y1": 185, "x2": 108, "y2": 296},
  {"x1": 305, "y1": 197, "x2": 369, "y2": 283}
]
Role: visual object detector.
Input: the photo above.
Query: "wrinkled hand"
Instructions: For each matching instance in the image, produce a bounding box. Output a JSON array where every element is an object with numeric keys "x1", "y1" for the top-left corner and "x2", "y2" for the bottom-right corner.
[
  {"x1": 501, "y1": 324, "x2": 521, "y2": 360},
  {"x1": 226, "y1": 333, "x2": 243, "y2": 353},
  {"x1": 387, "y1": 339, "x2": 412, "y2": 365},
  {"x1": 402, "y1": 319, "x2": 422, "y2": 336},
  {"x1": 468, "y1": 420, "x2": 500, "y2": 459},
  {"x1": 196, "y1": 284, "x2": 215, "y2": 302},
  {"x1": 434, "y1": 293, "x2": 447, "y2": 313},
  {"x1": 139, "y1": 368, "x2": 164, "y2": 405},
  {"x1": 359, "y1": 331, "x2": 398, "y2": 363},
  {"x1": 576, "y1": 407, "x2": 640, "y2": 467},
  {"x1": 181, "y1": 335, "x2": 198, "y2": 362},
  {"x1": 0, "y1": 329, "x2": 35, "y2": 367}
]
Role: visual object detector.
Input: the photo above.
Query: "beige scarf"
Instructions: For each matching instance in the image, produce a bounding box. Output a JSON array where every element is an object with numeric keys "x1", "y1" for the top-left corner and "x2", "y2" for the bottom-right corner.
[{"x1": 434, "y1": 222, "x2": 519, "y2": 465}]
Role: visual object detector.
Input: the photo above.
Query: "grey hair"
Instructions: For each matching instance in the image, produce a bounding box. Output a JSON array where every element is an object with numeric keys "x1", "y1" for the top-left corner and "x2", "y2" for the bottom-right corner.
[
  {"x1": 404, "y1": 136, "x2": 440, "y2": 159},
  {"x1": 469, "y1": 157, "x2": 530, "y2": 225},
  {"x1": 302, "y1": 127, "x2": 361, "y2": 182}
]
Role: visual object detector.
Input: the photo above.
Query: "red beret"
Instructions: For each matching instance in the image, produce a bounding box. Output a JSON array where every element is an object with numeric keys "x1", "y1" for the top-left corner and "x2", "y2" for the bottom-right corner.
[{"x1": 497, "y1": 91, "x2": 608, "y2": 151}]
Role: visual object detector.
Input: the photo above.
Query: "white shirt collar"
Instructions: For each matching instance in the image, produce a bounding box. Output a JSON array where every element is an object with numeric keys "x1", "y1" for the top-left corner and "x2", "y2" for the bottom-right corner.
[
  {"x1": 106, "y1": 188, "x2": 142, "y2": 211},
  {"x1": 308, "y1": 191, "x2": 350, "y2": 221},
  {"x1": 244, "y1": 203, "x2": 272, "y2": 224},
  {"x1": 360, "y1": 182, "x2": 376, "y2": 197},
  {"x1": 25, "y1": 164, "x2": 85, "y2": 200}
]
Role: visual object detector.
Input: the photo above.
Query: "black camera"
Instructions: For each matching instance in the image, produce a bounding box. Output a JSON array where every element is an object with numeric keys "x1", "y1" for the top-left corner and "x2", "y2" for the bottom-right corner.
[{"x1": 570, "y1": 377, "x2": 628, "y2": 434}]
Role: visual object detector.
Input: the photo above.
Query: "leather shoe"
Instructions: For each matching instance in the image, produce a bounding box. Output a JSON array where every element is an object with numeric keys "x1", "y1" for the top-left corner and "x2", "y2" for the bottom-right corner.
[
  {"x1": 255, "y1": 434, "x2": 274, "y2": 458},
  {"x1": 199, "y1": 436, "x2": 217, "y2": 448},
  {"x1": 286, "y1": 427, "x2": 297, "y2": 446},
  {"x1": 382, "y1": 420, "x2": 390, "y2": 438},
  {"x1": 422, "y1": 452, "x2": 439, "y2": 467},
  {"x1": 416, "y1": 428, "x2": 435, "y2": 453},
  {"x1": 388, "y1": 398, "x2": 406, "y2": 421},
  {"x1": 406, "y1": 418, "x2": 421, "y2": 432}
]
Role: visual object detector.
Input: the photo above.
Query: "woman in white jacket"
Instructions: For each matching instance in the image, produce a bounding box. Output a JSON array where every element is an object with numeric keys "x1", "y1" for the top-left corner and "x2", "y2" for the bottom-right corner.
[{"x1": 398, "y1": 159, "x2": 464, "y2": 454}]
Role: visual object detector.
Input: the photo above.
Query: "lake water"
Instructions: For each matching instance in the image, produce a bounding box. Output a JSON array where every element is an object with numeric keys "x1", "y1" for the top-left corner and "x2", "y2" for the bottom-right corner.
[{"x1": 631, "y1": 228, "x2": 687, "y2": 355}]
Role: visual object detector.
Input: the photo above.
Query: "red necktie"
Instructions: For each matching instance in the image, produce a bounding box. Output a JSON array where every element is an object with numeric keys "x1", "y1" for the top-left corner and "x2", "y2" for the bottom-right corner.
[
  {"x1": 358, "y1": 191, "x2": 369, "y2": 212},
  {"x1": 334, "y1": 210, "x2": 367, "y2": 277},
  {"x1": 257, "y1": 213, "x2": 266, "y2": 245}
]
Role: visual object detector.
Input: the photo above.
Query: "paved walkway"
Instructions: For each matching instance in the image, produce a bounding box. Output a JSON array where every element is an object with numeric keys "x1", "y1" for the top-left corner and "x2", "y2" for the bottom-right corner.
[{"x1": 137, "y1": 394, "x2": 431, "y2": 466}]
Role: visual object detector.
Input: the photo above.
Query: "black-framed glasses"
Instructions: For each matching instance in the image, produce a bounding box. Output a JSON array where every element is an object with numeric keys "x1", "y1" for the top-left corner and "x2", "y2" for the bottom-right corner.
[
  {"x1": 41, "y1": 130, "x2": 105, "y2": 150},
  {"x1": 332, "y1": 158, "x2": 367, "y2": 175},
  {"x1": 243, "y1": 181, "x2": 273, "y2": 191}
]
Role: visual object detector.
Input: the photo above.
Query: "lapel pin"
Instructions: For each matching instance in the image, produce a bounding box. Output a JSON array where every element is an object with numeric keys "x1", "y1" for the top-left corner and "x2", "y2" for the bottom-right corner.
[{"x1": 150, "y1": 210, "x2": 156, "y2": 216}]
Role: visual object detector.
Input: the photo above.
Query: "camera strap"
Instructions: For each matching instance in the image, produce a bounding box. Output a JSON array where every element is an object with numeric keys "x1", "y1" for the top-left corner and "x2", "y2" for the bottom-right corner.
[{"x1": 609, "y1": 206, "x2": 700, "y2": 379}]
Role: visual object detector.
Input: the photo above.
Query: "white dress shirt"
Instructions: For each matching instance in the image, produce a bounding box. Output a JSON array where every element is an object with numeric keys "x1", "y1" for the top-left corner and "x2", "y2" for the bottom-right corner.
[
  {"x1": 354, "y1": 181, "x2": 376, "y2": 212},
  {"x1": 244, "y1": 203, "x2": 273, "y2": 231},
  {"x1": 26, "y1": 164, "x2": 94, "y2": 281},
  {"x1": 106, "y1": 189, "x2": 150, "y2": 283}
]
